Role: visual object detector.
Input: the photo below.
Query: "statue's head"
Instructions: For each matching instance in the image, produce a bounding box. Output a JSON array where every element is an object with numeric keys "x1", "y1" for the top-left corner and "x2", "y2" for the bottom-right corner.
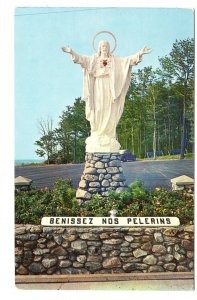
[{"x1": 98, "y1": 40, "x2": 110, "y2": 56}]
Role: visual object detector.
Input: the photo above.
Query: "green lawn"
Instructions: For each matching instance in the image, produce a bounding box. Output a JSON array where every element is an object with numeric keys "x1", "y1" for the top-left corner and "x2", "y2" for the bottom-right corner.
[{"x1": 140, "y1": 153, "x2": 194, "y2": 161}]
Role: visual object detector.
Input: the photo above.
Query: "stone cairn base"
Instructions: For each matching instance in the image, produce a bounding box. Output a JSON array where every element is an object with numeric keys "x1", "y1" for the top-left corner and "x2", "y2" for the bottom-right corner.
[{"x1": 76, "y1": 152, "x2": 128, "y2": 203}]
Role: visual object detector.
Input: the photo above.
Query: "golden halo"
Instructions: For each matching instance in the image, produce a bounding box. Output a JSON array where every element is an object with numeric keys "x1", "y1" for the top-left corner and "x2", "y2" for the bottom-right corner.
[{"x1": 92, "y1": 31, "x2": 117, "y2": 53}]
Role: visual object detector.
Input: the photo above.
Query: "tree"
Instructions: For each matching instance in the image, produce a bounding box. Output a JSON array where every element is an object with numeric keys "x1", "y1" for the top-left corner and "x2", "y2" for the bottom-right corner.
[
  {"x1": 35, "y1": 117, "x2": 57, "y2": 164},
  {"x1": 159, "y1": 38, "x2": 194, "y2": 159},
  {"x1": 118, "y1": 68, "x2": 165, "y2": 159},
  {"x1": 135, "y1": 67, "x2": 160, "y2": 158},
  {"x1": 56, "y1": 98, "x2": 90, "y2": 163},
  {"x1": 68, "y1": 98, "x2": 90, "y2": 162}
]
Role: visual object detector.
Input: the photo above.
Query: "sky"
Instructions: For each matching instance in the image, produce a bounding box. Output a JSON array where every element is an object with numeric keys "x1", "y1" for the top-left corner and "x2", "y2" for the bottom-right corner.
[{"x1": 14, "y1": 6, "x2": 194, "y2": 159}]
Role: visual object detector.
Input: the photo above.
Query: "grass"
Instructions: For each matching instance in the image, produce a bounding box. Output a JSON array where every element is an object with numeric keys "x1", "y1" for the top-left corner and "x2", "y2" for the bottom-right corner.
[
  {"x1": 15, "y1": 153, "x2": 194, "y2": 167},
  {"x1": 15, "y1": 162, "x2": 47, "y2": 167},
  {"x1": 139, "y1": 153, "x2": 194, "y2": 161}
]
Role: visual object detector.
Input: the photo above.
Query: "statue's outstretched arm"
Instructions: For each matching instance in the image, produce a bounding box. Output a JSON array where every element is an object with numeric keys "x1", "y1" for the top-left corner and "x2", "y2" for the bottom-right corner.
[
  {"x1": 130, "y1": 47, "x2": 152, "y2": 66},
  {"x1": 62, "y1": 46, "x2": 88, "y2": 68},
  {"x1": 139, "y1": 47, "x2": 152, "y2": 57},
  {"x1": 62, "y1": 47, "x2": 78, "y2": 57},
  {"x1": 62, "y1": 46, "x2": 82, "y2": 64}
]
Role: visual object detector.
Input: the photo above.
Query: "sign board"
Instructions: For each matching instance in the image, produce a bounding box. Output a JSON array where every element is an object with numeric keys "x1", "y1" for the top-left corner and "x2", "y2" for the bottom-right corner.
[{"x1": 41, "y1": 216, "x2": 180, "y2": 227}]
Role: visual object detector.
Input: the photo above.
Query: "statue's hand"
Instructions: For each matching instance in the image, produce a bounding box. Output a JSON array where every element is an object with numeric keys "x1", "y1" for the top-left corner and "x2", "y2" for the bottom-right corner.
[
  {"x1": 62, "y1": 46, "x2": 72, "y2": 54},
  {"x1": 140, "y1": 47, "x2": 152, "y2": 55}
]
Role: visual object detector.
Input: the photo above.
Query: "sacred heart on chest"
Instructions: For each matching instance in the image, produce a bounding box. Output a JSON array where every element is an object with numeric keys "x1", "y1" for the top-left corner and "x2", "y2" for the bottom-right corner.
[{"x1": 103, "y1": 60, "x2": 108, "y2": 66}]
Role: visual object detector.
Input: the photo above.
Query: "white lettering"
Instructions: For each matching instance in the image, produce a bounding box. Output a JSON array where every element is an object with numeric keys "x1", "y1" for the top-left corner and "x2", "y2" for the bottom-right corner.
[{"x1": 41, "y1": 217, "x2": 180, "y2": 227}]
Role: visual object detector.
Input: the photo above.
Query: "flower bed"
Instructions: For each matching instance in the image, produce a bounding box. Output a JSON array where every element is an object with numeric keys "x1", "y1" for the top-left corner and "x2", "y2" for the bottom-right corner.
[{"x1": 15, "y1": 179, "x2": 194, "y2": 225}]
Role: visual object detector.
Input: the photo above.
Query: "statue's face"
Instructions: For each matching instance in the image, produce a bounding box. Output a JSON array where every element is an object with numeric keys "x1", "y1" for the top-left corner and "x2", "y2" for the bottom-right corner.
[{"x1": 99, "y1": 40, "x2": 110, "y2": 55}]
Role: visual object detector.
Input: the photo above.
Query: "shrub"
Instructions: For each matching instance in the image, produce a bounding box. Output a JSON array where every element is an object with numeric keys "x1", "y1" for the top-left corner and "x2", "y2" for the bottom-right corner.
[
  {"x1": 15, "y1": 179, "x2": 80, "y2": 223},
  {"x1": 130, "y1": 178, "x2": 147, "y2": 199},
  {"x1": 15, "y1": 179, "x2": 194, "y2": 225}
]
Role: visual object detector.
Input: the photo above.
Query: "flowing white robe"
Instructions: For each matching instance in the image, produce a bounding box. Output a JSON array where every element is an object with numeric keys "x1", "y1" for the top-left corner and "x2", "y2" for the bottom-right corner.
[{"x1": 71, "y1": 52, "x2": 141, "y2": 153}]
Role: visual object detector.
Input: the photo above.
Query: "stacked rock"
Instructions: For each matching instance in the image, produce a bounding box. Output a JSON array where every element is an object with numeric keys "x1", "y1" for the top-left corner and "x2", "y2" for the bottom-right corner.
[
  {"x1": 76, "y1": 153, "x2": 128, "y2": 202},
  {"x1": 15, "y1": 225, "x2": 194, "y2": 275}
]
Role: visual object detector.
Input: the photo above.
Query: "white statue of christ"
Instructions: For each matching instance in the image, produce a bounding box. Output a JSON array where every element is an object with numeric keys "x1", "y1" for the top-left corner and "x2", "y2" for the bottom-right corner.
[{"x1": 62, "y1": 36, "x2": 151, "y2": 153}]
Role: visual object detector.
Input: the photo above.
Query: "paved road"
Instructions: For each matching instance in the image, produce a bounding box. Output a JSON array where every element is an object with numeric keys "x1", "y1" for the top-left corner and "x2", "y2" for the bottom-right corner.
[
  {"x1": 123, "y1": 159, "x2": 194, "y2": 189},
  {"x1": 15, "y1": 159, "x2": 194, "y2": 190}
]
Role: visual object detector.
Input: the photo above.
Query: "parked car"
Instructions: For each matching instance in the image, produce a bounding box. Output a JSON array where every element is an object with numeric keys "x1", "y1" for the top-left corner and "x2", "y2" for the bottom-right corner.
[
  {"x1": 120, "y1": 150, "x2": 137, "y2": 162},
  {"x1": 146, "y1": 150, "x2": 164, "y2": 158},
  {"x1": 168, "y1": 149, "x2": 181, "y2": 155}
]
